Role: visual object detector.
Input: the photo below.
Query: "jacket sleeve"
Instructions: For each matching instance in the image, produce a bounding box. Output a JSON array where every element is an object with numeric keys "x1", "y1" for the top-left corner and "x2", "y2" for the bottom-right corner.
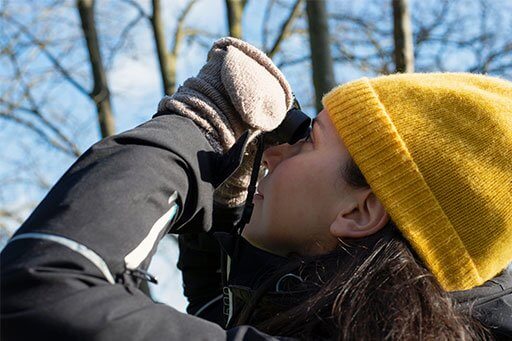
[
  {"x1": 11, "y1": 114, "x2": 220, "y2": 277},
  {"x1": 178, "y1": 204, "x2": 243, "y2": 326},
  {"x1": 0, "y1": 114, "x2": 282, "y2": 340}
]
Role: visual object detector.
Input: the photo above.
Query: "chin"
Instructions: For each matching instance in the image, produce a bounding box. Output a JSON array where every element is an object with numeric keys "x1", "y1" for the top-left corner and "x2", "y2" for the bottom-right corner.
[
  {"x1": 243, "y1": 206, "x2": 264, "y2": 241},
  {"x1": 241, "y1": 221, "x2": 256, "y2": 240},
  {"x1": 242, "y1": 222, "x2": 267, "y2": 249},
  {"x1": 241, "y1": 228, "x2": 263, "y2": 250},
  {"x1": 242, "y1": 228, "x2": 288, "y2": 257}
]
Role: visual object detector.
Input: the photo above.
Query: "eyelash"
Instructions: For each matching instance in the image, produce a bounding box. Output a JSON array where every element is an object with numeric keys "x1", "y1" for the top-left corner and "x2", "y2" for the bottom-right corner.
[{"x1": 304, "y1": 129, "x2": 313, "y2": 143}]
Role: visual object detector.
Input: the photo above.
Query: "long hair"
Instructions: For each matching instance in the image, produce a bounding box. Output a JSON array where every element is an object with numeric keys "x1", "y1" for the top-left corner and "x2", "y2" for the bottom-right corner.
[{"x1": 236, "y1": 158, "x2": 490, "y2": 340}]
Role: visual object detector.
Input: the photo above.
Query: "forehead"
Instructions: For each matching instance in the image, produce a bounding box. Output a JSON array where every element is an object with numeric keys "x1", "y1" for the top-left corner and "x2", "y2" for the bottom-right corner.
[
  {"x1": 318, "y1": 108, "x2": 352, "y2": 156},
  {"x1": 317, "y1": 109, "x2": 340, "y2": 139}
]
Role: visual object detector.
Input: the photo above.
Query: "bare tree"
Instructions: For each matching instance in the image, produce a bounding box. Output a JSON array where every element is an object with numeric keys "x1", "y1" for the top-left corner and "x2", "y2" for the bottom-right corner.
[
  {"x1": 0, "y1": 0, "x2": 139, "y2": 232},
  {"x1": 3, "y1": 0, "x2": 511, "y2": 306},
  {"x1": 1, "y1": 1, "x2": 117, "y2": 145},
  {"x1": 392, "y1": 0, "x2": 414, "y2": 73},
  {"x1": 77, "y1": 0, "x2": 116, "y2": 137},
  {"x1": 151, "y1": 0, "x2": 173, "y2": 95},
  {"x1": 306, "y1": 0, "x2": 335, "y2": 112},
  {"x1": 225, "y1": 0, "x2": 247, "y2": 39},
  {"x1": 123, "y1": 0, "x2": 202, "y2": 96},
  {"x1": 329, "y1": 0, "x2": 512, "y2": 79},
  {"x1": 144, "y1": 0, "x2": 302, "y2": 97},
  {"x1": 150, "y1": 0, "x2": 198, "y2": 95},
  {"x1": 0, "y1": 11, "x2": 84, "y2": 157},
  {"x1": 266, "y1": 0, "x2": 303, "y2": 59}
]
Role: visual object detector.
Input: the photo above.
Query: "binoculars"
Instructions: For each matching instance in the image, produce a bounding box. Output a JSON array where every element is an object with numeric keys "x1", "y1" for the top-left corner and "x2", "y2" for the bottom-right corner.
[{"x1": 263, "y1": 99, "x2": 312, "y2": 146}]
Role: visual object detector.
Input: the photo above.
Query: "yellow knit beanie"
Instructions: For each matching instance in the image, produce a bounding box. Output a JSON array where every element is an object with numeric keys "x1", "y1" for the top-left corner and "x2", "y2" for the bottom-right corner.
[{"x1": 322, "y1": 73, "x2": 512, "y2": 291}]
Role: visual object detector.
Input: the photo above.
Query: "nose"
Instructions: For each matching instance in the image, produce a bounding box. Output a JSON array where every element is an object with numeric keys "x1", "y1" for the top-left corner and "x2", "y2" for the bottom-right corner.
[{"x1": 262, "y1": 143, "x2": 298, "y2": 172}]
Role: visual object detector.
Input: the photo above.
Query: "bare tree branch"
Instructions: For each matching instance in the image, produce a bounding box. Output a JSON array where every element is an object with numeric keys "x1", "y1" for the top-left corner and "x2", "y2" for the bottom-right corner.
[
  {"x1": 262, "y1": 0, "x2": 276, "y2": 49},
  {"x1": 0, "y1": 207, "x2": 29, "y2": 233},
  {"x1": 412, "y1": 0, "x2": 451, "y2": 47},
  {"x1": 267, "y1": 0, "x2": 303, "y2": 59},
  {"x1": 121, "y1": 0, "x2": 150, "y2": 18},
  {"x1": 1, "y1": 42, "x2": 82, "y2": 156},
  {"x1": 2, "y1": 12, "x2": 90, "y2": 97},
  {"x1": 106, "y1": 7, "x2": 147, "y2": 68},
  {"x1": 171, "y1": 0, "x2": 199, "y2": 57},
  {"x1": 0, "y1": 112, "x2": 79, "y2": 156},
  {"x1": 151, "y1": 0, "x2": 198, "y2": 95},
  {"x1": 330, "y1": 14, "x2": 388, "y2": 36},
  {"x1": 277, "y1": 55, "x2": 309, "y2": 69}
]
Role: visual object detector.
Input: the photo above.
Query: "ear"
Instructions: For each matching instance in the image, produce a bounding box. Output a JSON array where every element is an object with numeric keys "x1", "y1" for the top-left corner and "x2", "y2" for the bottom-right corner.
[{"x1": 329, "y1": 189, "x2": 389, "y2": 239}]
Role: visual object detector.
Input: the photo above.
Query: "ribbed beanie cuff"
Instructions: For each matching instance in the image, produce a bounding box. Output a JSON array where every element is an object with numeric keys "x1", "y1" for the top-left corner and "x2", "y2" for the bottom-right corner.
[{"x1": 322, "y1": 78, "x2": 486, "y2": 291}]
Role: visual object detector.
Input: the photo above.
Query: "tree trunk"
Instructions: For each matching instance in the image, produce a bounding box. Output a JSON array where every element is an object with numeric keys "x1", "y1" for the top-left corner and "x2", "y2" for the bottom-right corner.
[
  {"x1": 77, "y1": 0, "x2": 115, "y2": 138},
  {"x1": 392, "y1": 0, "x2": 414, "y2": 73},
  {"x1": 305, "y1": 0, "x2": 335, "y2": 112},
  {"x1": 151, "y1": 0, "x2": 175, "y2": 95},
  {"x1": 225, "y1": 0, "x2": 244, "y2": 39}
]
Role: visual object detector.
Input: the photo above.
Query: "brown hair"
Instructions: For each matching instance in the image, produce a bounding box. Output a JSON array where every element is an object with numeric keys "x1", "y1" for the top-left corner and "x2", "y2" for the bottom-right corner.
[{"x1": 236, "y1": 158, "x2": 490, "y2": 340}]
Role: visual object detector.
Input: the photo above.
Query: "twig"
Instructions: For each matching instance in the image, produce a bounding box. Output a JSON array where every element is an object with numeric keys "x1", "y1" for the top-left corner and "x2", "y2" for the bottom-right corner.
[{"x1": 267, "y1": 0, "x2": 303, "y2": 58}]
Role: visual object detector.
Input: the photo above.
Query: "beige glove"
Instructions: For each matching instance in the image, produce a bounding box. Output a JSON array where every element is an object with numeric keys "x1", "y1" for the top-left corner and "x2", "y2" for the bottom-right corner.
[{"x1": 157, "y1": 37, "x2": 293, "y2": 206}]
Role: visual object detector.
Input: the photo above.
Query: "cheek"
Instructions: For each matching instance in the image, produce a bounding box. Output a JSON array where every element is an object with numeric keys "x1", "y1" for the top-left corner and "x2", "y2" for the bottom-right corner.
[
  {"x1": 243, "y1": 153, "x2": 344, "y2": 255},
  {"x1": 243, "y1": 159, "x2": 311, "y2": 254},
  {"x1": 266, "y1": 157, "x2": 342, "y2": 231},
  {"x1": 267, "y1": 160, "x2": 309, "y2": 208},
  {"x1": 262, "y1": 161, "x2": 318, "y2": 241}
]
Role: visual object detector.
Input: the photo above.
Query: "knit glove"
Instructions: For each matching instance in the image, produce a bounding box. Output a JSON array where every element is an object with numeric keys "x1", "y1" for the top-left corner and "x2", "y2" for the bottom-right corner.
[{"x1": 157, "y1": 37, "x2": 293, "y2": 206}]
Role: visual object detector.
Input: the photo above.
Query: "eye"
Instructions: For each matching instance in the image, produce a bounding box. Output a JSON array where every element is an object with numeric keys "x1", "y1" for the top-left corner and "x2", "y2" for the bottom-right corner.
[{"x1": 304, "y1": 129, "x2": 313, "y2": 143}]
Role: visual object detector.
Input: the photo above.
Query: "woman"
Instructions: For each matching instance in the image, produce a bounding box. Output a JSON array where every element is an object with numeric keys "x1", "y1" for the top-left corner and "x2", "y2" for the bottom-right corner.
[
  {"x1": 1, "y1": 37, "x2": 511, "y2": 340},
  {"x1": 180, "y1": 74, "x2": 512, "y2": 340}
]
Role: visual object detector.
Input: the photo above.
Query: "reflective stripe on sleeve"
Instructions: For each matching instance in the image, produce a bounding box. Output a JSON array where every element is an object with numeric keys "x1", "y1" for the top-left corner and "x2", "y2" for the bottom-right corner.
[
  {"x1": 124, "y1": 192, "x2": 179, "y2": 270},
  {"x1": 9, "y1": 232, "x2": 116, "y2": 284}
]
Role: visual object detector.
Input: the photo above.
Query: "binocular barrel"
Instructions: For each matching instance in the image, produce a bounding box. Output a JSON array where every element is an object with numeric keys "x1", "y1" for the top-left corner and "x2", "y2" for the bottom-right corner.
[{"x1": 263, "y1": 106, "x2": 311, "y2": 146}]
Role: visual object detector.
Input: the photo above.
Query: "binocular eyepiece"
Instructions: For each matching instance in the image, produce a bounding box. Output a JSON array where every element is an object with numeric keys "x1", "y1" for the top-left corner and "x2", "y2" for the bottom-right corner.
[{"x1": 263, "y1": 98, "x2": 311, "y2": 146}]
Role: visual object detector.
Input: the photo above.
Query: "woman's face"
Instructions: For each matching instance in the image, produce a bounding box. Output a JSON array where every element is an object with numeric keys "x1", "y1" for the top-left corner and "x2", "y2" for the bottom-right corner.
[{"x1": 243, "y1": 109, "x2": 359, "y2": 256}]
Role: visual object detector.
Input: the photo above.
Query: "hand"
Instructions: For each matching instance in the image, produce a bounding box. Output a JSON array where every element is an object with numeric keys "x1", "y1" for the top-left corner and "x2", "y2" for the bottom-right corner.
[{"x1": 157, "y1": 37, "x2": 293, "y2": 206}]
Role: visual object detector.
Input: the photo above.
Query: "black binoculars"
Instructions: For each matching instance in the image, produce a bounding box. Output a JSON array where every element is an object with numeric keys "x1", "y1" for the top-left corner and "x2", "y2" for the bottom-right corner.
[{"x1": 263, "y1": 99, "x2": 311, "y2": 146}]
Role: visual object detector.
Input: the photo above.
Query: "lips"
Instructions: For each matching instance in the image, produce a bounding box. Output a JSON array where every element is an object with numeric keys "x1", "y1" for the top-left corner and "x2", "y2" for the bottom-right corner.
[{"x1": 254, "y1": 185, "x2": 264, "y2": 200}]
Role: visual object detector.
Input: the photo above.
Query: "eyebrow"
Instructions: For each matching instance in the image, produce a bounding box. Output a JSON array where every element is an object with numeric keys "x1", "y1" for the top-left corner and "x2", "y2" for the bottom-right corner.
[{"x1": 313, "y1": 117, "x2": 324, "y2": 129}]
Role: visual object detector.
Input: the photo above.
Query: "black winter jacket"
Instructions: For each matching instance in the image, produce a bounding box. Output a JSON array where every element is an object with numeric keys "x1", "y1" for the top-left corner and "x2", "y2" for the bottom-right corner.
[{"x1": 1, "y1": 114, "x2": 511, "y2": 340}]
